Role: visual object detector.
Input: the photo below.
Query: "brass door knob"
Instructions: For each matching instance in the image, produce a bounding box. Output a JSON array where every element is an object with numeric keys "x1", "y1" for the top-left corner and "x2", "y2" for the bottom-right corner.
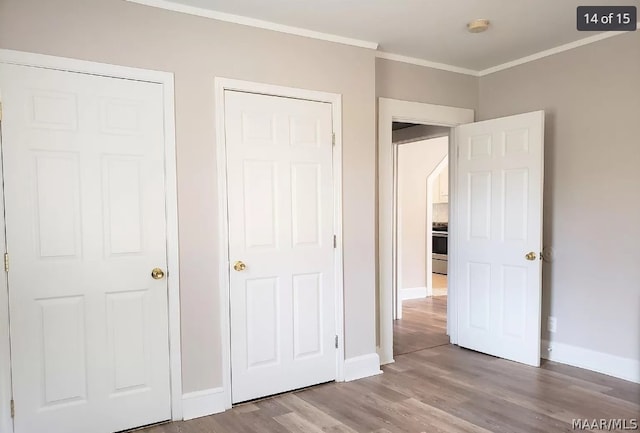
[
  {"x1": 233, "y1": 261, "x2": 246, "y2": 272},
  {"x1": 525, "y1": 252, "x2": 537, "y2": 261},
  {"x1": 151, "y1": 267, "x2": 165, "y2": 279}
]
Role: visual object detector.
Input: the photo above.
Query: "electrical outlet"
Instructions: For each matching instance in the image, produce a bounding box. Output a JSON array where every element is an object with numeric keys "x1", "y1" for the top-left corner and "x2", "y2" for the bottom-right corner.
[{"x1": 547, "y1": 316, "x2": 557, "y2": 333}]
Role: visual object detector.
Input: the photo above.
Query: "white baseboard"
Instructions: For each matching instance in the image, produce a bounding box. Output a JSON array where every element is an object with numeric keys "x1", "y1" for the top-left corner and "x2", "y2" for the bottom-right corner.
[
  {"x1": 344, "y1": 353, "x2": 383, "y2": 381},
  {"x1": 542, "y1": 340, "x2": 640, "y2": 384},
  {"x1": 182, "y1": 387, "x2": 227, "y2": 420},
  {"x1": 399, "y1": 286, "x2": 429, "y2": 300}
]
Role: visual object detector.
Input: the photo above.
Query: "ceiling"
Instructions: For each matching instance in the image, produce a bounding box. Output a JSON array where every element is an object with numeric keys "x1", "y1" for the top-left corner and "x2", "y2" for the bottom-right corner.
[
  {"x1": 392, "y1": 122, "x2": 416, "y2": 131},
  {"x1": 159, "y1": 0, "x2": 637, "y2": 71}
]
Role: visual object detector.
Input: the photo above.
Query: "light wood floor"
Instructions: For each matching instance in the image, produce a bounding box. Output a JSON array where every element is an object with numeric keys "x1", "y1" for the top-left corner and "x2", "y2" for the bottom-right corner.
[
  {"x1": 140, "y1": 298, "x2": 640, "y2": 433},
  {"x1": 432, "y1": 273, "x2": 447, "y2": 296},
  {"x1": 394, "y1": 296, "x2": 449, "y2": 356}
]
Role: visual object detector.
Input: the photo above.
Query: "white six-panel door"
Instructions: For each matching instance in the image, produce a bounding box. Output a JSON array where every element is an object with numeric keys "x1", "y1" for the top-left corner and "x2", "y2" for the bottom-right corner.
[
  {"x1": 456, "y1": 111, "x2": 544, "y2": 366},
  {"x1": 224, "y1": 91, "x2": 337, "y2": 403},
  {"x1": 0, "y1": 64, "x2": 171, "y2": 433}
]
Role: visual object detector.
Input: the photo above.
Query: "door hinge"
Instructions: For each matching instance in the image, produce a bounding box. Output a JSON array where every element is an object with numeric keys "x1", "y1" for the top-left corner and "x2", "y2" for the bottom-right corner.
[
  {"x1": 332, "y1": 132, "x2": 335, "y2": 146},
  {"x1": 334, "y1": 335, "x2": 339, "y2": 349},
  {"x1": 3, "y1": 253, "x2": 8, "y2": 272},
  {"x1": 10, "y1": 399, "x2": 14, "y2": 418},
  {"x1": 333, "y1": 235, "x2": 337, "y2": 249}
]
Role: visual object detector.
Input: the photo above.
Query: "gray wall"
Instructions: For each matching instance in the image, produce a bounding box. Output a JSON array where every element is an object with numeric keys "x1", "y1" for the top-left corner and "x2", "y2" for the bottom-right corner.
[
  {"x1": 479, "y1": 31, "x2": 640, "y2": 362},
  {"x1": 376, "y1": 58, "x2": 479, "y2": 110},
  {"x1": 0, "y1": 0, "x2": 377, "y2": 393}
]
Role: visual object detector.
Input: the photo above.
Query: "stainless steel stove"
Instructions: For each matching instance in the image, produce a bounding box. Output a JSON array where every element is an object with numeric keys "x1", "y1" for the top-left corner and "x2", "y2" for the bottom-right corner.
[{"x1": 432, "y1": 222, "x2": 448, "y2": 275}]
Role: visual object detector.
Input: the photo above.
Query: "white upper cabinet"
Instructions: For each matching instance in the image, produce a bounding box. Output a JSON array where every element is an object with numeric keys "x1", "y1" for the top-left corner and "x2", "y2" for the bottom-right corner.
[{"x1": 432, "y1": 165, "x2": 449, "y2": 204}]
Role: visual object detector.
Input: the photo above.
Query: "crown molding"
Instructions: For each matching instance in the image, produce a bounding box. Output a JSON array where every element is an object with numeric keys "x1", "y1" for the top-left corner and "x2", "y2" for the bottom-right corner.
[
  {"x1": 375, "y1": 52, "x2": 479, "y2": 77},
  {"x1": 378, "y1": 26, "x2": 637, "y2": 78},
  {"x1": 123, "y1": 0, "x2": 637, "y2": 78},
  {"x1": 125, "y1": 0, "x2": 379, "y2": 50},
  {"x1": 478, "y1": 25, "x2": 639, "y2": 76}
]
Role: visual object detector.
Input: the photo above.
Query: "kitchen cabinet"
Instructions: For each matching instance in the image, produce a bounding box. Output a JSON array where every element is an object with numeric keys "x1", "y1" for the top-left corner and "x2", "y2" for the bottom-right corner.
[{"x1": 432, "y1": 165, "x2": 448, "y2": 204}]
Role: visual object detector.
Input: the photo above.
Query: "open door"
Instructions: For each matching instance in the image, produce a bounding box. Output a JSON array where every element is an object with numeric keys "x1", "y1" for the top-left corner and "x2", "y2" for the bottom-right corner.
[{"x1": 455, "y1": 111, "x2": 544, "y2": 366}]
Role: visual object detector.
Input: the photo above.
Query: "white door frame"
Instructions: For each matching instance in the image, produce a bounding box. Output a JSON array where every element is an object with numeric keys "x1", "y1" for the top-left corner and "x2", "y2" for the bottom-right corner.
[
  {"x1": 0, "y1": 49, "x2": 183, "y2": 432},
  {"x1": 377, "y1": 98, "x2": 473, "y2": 365},
  {"x1": 214, "y1": 78, "x2": 345, "y2": 410}
]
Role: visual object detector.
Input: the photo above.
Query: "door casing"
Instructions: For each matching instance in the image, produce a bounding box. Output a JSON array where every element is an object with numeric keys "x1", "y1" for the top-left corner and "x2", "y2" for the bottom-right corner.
[
  {"x1": 0, "y1": 49, "x2": 183, "y2": 432},
  {"x1": 377, "y1": 97, "x2": 474, "y2": 365},
  {"x1": 214, "y1": 78, "x2": 346, "y2": 410}
]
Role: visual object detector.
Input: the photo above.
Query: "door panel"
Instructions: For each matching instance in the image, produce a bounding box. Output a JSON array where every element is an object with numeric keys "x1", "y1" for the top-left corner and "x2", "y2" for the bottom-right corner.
[
  {"x1": 291, "y1": 163, "x2": 322, "y2": 246},
  {"x1": 225, "y1": 91, "x2": 336, "y2": 403},
  {"x1": 468, "y1": 262, "x2": 491, "y2": 330},
  {"x1": 40, "y1": 296, "x2": 87, "y2": 406},
  {"x1": 0, "y1": 63, "x2": 171, "y2": 433},
  {"x1": 35, "y1": 153, "x2": 83, "y2": 257},
  {"x1": 456, "y1": 111, "x2": 544, "y2": 367},
  {"x1": 103, "y1": 157, "x2": 144, "y2": 255},
  {"x1": 107, "y1": 290, "x2": 149, "y2": 392},
  {"x1": 292, "y1": 273, "x2": 323, "y2": 359},
  {"x1": 469, "y1": 171, "x2": 492, "y2": 239},
  {"x1": 503, "y1": 169, "x2": 528, "y2": 241},
  {"x1": 243, "y1": 160, "x2": 278, "y2": 249},
  {"x1": 246, "y1": 277, "x2": 280, "y2": 368}
]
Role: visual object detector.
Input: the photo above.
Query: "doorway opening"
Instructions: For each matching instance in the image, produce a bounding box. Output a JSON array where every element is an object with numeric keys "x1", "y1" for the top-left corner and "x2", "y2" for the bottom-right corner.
[
  {"x1": 392, "y1": 122, "x2": 451, "y2": 357},
  {"x1": 378, "y1": 98, "x2": 544, "y2": 369},
  {"x1": 377, "y1": 97, "x2": 473, "y2": 365}
]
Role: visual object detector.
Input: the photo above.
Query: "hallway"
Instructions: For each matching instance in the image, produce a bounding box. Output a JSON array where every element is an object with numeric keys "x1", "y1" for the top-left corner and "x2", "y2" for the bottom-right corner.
[{"x1": 393, "y1": 295, "x2": 449, "y2": 356}]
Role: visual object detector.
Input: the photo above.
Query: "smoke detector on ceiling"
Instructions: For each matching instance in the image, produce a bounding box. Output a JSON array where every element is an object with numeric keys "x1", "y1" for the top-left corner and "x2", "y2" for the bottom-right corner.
[{"x1": 467, "y1": 19, "x2": 490, "y2": 33}]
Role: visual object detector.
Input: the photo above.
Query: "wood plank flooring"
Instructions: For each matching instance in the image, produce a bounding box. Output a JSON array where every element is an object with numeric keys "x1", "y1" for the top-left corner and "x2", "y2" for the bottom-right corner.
[
  {"x1": 432, "y1": 274, "x2": 447, "y2": 290},
  {"x1": 140, "y1": 295, "x2": 640, "y2": 433},
  {"x1": 432, "y1": 273, "x2": 447, "y2": 297},
  {"x1": 393, "y1": 296, "x2": 449, "y2": 356}
]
